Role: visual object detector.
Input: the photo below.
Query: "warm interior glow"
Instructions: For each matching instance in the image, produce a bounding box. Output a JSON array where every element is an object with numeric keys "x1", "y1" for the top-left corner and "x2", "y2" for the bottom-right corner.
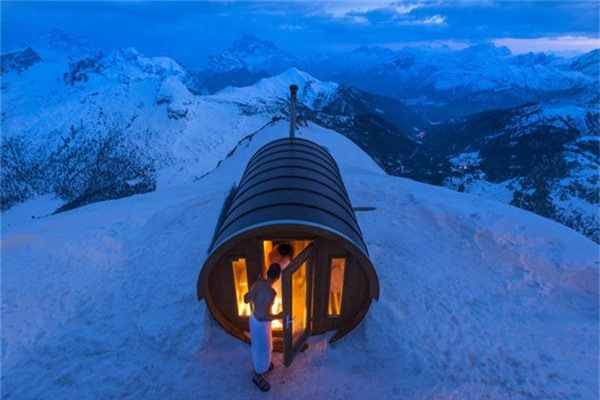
[
  {"x1": 291, "y1": 261, "x2": 308, "y2": 343},
  {"x1": 231, "y1": 258, "x2": 251, "y2": 317},
  {"x1": 262, "y1": 239, "x2": 311, "y2": 330},
  {"x1": 328, "y1": 258, "x2": 346, "y2": 317}
]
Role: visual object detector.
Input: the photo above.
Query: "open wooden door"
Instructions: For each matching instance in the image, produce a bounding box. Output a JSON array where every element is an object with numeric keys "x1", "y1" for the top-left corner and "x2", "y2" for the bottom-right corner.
[{"x1": 282, "y1": 243, "x2": 315, "y2": 367}]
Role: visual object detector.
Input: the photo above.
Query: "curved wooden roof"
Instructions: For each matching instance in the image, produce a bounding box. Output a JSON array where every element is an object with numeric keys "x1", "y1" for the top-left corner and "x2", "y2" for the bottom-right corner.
[{"x1": 210, "y1": 137, "x2": 369, "y2": 256}]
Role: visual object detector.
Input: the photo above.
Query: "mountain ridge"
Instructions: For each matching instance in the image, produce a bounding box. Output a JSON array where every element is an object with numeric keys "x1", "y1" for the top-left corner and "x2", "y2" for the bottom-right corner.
[
  {"x1": 196, "y1": 35, "x2": 598, "y2": 120},
  {"x1": 1, "y1": 32, "x2": 598, "y2": 242}
]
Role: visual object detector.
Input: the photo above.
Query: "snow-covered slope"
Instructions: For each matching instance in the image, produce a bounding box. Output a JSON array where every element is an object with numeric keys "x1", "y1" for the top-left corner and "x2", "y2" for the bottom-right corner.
[
  {"x1": 188, "y1": 35, "x2": 300, "y2": 94},
  {"x1": 1, "y1": 47, "x2": 425, "y2": 213},
  {"x1": 426, "y1": 84, "x2": 600, "y2": 242},
  {"x1": 0, "y1": 47, "x2": 42, "y2": 74},
  {"x1": 214, "y1": 67, "x2": 338, "y2": 110},
  {"x1": 0, "y1": 44, "x2": 277, "y2": 210},
  {"x1": 211, "y1": 68, "x2": 437, "y2": 179},
  {"x1": 195, "y1": 36, "x2": 598, "y2": 119},
  {"x1": 2, "y1": 31, "x2": 597, "y2": 242},
  {"x1": 3, "y1": 121, "x2": 598, "y2": 399},
  {"x1": 316, "y1": 44, "x2": 598, "y2": 120},
  {"x1": 205, "y1": 34, "x2": 299, "y2": 74},
  {"x1": 569, "y1": 49, "x2": 600, "y2": 77}
]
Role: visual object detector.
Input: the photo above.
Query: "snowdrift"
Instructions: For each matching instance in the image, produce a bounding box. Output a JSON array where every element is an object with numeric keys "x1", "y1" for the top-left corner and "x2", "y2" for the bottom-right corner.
[{"x1": 2, "y1": 121, "x2": 598, "y2": 399}]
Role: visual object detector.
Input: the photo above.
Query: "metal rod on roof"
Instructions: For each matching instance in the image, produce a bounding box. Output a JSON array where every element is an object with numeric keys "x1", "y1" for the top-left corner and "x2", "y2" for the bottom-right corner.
[{"x1": 289, "y1": 84, "x2": 298, "y2": 139}]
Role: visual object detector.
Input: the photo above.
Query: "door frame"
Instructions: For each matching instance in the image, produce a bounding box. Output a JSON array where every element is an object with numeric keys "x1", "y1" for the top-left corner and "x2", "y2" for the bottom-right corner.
[{"x1": 282, "y1": 243, "x2": 315, "y2": 367}]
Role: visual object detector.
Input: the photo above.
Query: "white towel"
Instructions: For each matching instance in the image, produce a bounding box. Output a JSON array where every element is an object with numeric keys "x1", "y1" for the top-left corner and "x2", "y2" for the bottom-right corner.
[{"x1": 249, "y1": 314, "x2": 273, "y2": 374}]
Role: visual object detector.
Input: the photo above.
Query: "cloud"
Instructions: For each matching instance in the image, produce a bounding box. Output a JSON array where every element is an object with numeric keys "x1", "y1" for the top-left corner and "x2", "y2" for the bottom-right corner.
[
  {"x1": 319, "y1": 0, "x2": 422, "y2": 25},
  {"x1": 422, "y1": 15, "x2": 446, "y2": 25},
  {"x1": 349, "y1": 15, "x2": 370, "y2": 25},
  {"x1": 392, "y1": 2, "x2": 421, "y2": 14},
  {"x1": 280, "y1": 24, "x2": 303, "y2": 31},
  {"x1": 319, "y1": 1, "x2": 446, "y2": 28},
  {"x1": 322, "y1": 1, "x2": 416, "y2": 18},
  {"x1": 493, "y1": 36, "x2": 600, "y2": 55},
  {"x1": 2, "y1": 1, "x2": 598, "y2": 67}
]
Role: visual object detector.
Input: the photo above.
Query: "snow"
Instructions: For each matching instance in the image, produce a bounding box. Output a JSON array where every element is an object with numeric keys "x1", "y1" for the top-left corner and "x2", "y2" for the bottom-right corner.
[
  {"x1": 199, "y1": 34, "x2": 595, "y2": 98},
  {"x1": 2, "y1": 121, "x2": 598, "y2": 399},
  {"x1": 1, "y1": 47, "x2": 276, "y2": 193},
  {"x1": 0, "y1": 194, "x2": 63, "y2": 221},
  {"x1": 205, "y1": 34, "x2": 298, "y2": 73},
  {"x1": 447, "y1": 177, "x2": 519, "y2": 205},
  {"x1": 449, "y1": 152, "x2": 482, "y2": 172},
  {"x1": 215, "y1": 68, "x2": 339, "y2": 110},
  {"x1": 2, "y1": 47, "x2": 346, "y2": 208}
]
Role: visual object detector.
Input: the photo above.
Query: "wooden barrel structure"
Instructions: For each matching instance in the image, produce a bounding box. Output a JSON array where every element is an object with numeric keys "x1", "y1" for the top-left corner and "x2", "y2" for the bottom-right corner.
[{"x1": 197, "y1": 86, "x2": 379, "y2": 366}]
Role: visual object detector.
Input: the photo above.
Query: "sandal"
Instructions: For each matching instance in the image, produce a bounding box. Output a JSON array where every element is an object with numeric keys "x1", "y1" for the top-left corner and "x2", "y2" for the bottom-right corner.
[{"x1": 253, "y1": 375, "x2": 271, "y2": 392}]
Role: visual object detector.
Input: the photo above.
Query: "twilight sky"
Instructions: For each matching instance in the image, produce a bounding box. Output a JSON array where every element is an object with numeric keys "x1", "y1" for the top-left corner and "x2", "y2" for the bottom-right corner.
[{"x1": 2, "y1": 1, "x2": 599, "y2": 66}]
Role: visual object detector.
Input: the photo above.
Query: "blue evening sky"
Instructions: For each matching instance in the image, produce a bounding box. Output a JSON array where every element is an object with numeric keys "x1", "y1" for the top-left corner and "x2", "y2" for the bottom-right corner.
[{"x1": 2, "y1": 1, "x2": 599, "y2": 66}]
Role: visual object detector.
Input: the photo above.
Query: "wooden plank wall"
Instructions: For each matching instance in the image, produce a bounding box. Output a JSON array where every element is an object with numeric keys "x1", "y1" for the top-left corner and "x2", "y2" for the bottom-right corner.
[{"x1": 205, "y1": 230, "x2": 372, "y2": 343}]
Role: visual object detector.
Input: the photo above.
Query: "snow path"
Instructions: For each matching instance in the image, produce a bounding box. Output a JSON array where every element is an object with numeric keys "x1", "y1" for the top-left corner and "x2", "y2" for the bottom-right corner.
[{"x1": 2, "y1": 121, "x2": 598, "y2": 399}]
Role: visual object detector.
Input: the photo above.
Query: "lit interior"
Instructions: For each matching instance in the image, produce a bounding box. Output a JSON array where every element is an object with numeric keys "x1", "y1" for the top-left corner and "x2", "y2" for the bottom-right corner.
[
  {"x1": 262, "y1": 239, "x2": 311, "y2": 330},
  {"x1": 328, "y1": 258, "x2": 346, "y2": 316},
  {"x1": 231, "y1": 258, "x2": 251, "y2": 317},
  {"x1": 291, "y1": 261, "x2": 308, "y2": 343}
]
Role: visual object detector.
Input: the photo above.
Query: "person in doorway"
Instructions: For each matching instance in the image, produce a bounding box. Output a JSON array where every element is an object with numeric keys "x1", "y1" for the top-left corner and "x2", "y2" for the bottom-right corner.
[
  {"x1": 268, "y1": 243, "x2": 293, "y2": 315},
  {"x1": 268, "y1": 243, "x2": 293, "y2": 269},
  {"x1": 243, "y1": 263, "x2": 283, "y2": 392}
]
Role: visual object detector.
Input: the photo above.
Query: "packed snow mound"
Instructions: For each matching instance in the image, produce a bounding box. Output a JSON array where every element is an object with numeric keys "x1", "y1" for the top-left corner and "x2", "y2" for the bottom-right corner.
[{"x1": 2, "y1": 121, "x2": 598, "y2": 399}]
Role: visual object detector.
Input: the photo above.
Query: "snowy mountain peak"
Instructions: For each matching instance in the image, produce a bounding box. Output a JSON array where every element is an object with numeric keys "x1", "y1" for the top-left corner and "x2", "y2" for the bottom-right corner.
[
  {"x1": 36, "y1": 29, "x2": 89, "y2": 51},
  {"x1": 107, "y1": 47, "x2": 186, "y2": 77},
  {"x1": 215, "y1": 67, "x2": 338, "y2": 109},
  {"x1": 230, "y1": 34, "x2": 281, "y2": 55},
  {"x1": 275, "y1": 67, "x2": 319, "y2": 84},
  {"x1": 512, "y1": 51, "x2": 558, "y2": 66},
  {"x1": 351, "y1": 45, "x2": 395, "y2": 57},
  {"x1": 0, "y1": 47, "x2": 42, "y2": 74},
  {"x1": 206, "y1": 35, "x2": 298, "y2": 73},
  {"x1": 33, "y1": 29, "x2": 93, "y2": 60},
  {"x1": 570, "y1": 48, "x2": 600, "y2": 76},
  {"x1": 460, "y1": 42, "x2": 512, "y2": 58}
]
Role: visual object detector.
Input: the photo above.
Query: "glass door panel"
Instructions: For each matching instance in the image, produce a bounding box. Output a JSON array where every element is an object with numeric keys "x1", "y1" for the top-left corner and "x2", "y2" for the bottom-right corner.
[
  {"x1": 231, "y1": 258, "x2": 251, "y2": 317},
  {"x1": 327, "y1": 258, "x2": 346, "y2": 317},
  {"x1": 262, "y1": 239, "x2": 312, "y2": 330},
  {"x1": 282, "y1": 244, "x2": 314, "y2": 367},
  {"x1": 291, "y1": 262, "x2": 308, "y2": 343}
]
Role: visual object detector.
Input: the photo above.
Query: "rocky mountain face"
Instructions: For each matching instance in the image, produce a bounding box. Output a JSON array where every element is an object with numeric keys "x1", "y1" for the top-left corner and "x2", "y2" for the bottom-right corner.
[
  {"x1": 210, "y1": 68, "x2": 439, "y2": 180},
  {"x1": 188, "y1": 35, "x2": 298, "y2": 94},
  {"x1": 0, "y1": 37, "x2": 274, "y2": 212},
  {"x1": 330, "y1": 43, "x2": 593, "y2": 120},
  {"x1": 0, "y1": 35, "x2": 426, "y2": 214},
  {"x1": 187, "y1": 36, "x2": 599, "y2": 242},
  {"x1": 0, "y1": 48, "x2": 42, "y2": 74},
  {"x1": 206, "y1": 34, "x2": 299, "y2": 73},
  {"x1": 569, "y1": 49, "x2": 600, "y2": 76},
  {"x1": 1, "y1": 31, "x2": 598, "y2": 242},
  {"x1": 195, "y1": 36, "x2": 597, "y2": 120},
  {"x1": 424, "y1": 84, "x2": 599, "y2": 241}
]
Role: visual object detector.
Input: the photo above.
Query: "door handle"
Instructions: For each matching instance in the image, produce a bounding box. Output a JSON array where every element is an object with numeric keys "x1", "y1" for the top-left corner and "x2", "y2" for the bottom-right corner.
[{"x1": 285, "y1": 315, "x2": 295, "y2": 329}]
